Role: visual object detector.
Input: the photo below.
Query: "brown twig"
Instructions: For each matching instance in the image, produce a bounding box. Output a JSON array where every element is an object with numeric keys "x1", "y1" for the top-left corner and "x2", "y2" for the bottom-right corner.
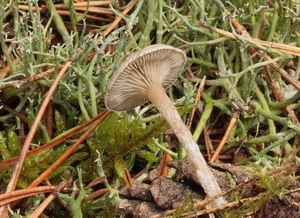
[
  {"x1": 230, "y1": 17, "x2": 300, "y2": 90},
  {"x1": 152, "y1": 178, "x2": 256, "y2": 218},
  {"x1": 0, "y1": 111, "x2": 106, "y2": 169},
  {"x1": 209, "y1": 154, "x2": 234, "y2": 160},
  {"x1": 3, "y1": 61, "x2": 72, "y2": 196},
  {"x1": 285, "y1": 188, "x2": 300, "y2": 195},
  {"x1": 55, "y1": 10, "x2": 112, "y2": 22},
  {"x1": 157, "y1": 185, "x2": 300, "y2": 218},
  {"x1": 155, "y1": 195, "x2": 262, "y2": 218},
  {"x1": 188, "y1": 76, "x2": 206, "y2": 129},
  {"x1": 1, "y1": 104, "x2": 29, "y2": 124},
  {"x1": 157, "y1": 152, "x2": 171, "y2": 177},
  {"x1": 64, "y1": 22, "x2": 102, "y2": 33},
  {"x1": 21, "y1": 109, "x2": 110, "y2": 217},
  {"x1": 0, "y1": 67, "x2": 55, "y2": 90},
  {"x1": 199, "y1": 20, "x2": 300, "y2": 57},
  {"x1": 55, "y1": 1, "x2": 112, "y2": 7},
  {"x1": 230, "y1": 17, "x2": 300, "y2": 146},
  {"x1": 84, "y1": 188, "x2": 108, "y2": 201},
  {"x1": 86, "y1": 176, "x2": 107, "y2": 189},
  {"x1": 19, "y1": 2, "x2": 113, "y2": 14},
  {"x1": 262, "y1": 64, "x2": 299, "y2": 125},
  {"x1": 67, "y1": 6, "x2": 114, "y2": 15},
  {"x1": 0, "y1": 186, "x2": 55, "y2": 206},
  {"x1": 124, "y1": 168, "x2": 133, "y2": 187},
  {"x1": 28, "y1": 182, "x2": 67, "y2": 218},
  {"x1": 100, "y1": 0, "x2": 137, "y2": 38},
  {"x1": 28, "y1": 109, "x2": 110, "y2": 188},
  {"x1": 152, "y1": 158, "x2": 295, "y2": 218},
  {"x1": 0, "y1": 61, "x2": 72, "y2": 217},
  {"x1": 26, "y1": 67, "x2": 56, "y2": 82},
  {"x1": 18, "y1": 5, "x2": 112, "y2": 22},
  {"x1": 210, "y1": 112, "x2": 239, "y2": 163},
  {"x1": 203, "y1": 126, "x2": 213, "y2": 160},
  {"x1": 161, "y1": 153, "x2": 171, "y2": 177},
  {"x1": 231, "y1": 19, "x2": 300, "y2": 123},
  {"x1": 207, "y1": 129, "x2": 225, "y2": 135},
  {"x1": 257, "y1": 50, "x2": 300, "y2": 90},
  {"x1": 46, "y1": 101, "x2": 53, "y2": 139}
]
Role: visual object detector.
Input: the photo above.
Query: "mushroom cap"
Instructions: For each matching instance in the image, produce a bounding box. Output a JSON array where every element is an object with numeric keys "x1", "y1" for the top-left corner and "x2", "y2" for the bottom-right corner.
[{"x1": 105, "y1": 44, "x2": 186, "y2": 112}]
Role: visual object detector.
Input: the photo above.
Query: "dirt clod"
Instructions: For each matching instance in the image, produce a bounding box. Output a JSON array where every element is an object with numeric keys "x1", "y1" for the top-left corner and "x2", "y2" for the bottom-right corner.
[
  {"x1": 117, "y1": 199, "x2": 162, "y2": 218},
  {"x1": 119, "y1": 181, "x2": 153, "y2": 202}
]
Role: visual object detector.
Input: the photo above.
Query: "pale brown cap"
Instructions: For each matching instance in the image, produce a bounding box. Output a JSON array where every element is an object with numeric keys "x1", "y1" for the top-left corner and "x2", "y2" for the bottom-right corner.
[{"x1": 105, "y1": 44, "x2": 186, "y2": 111}]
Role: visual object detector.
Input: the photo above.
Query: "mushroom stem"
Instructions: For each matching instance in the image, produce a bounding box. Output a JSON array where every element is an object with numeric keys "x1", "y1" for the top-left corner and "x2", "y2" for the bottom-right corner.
[{"x1": 147, "y1": 83, "x2": 225, "y2": 206}]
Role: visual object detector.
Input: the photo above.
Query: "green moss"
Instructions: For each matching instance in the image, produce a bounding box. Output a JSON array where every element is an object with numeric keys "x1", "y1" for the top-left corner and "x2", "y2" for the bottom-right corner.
[
  {"x1": 7, "y1": 127, "x2": 21, "y2": 156},
  {"x1": 87, "y1": 113, "x2": 168, "y2": 178},
  {"x1": 172, "y1": 192, "x2": 194, "y2": 218},
  {"x1": 222, "y1": 162, "x2": 297, "y2": 217}
]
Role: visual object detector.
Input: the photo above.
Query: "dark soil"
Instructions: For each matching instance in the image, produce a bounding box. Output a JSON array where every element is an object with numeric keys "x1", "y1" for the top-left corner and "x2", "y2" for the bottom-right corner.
[{"x1": 116, "y1": 159, "x2": 300, "y2": 218}]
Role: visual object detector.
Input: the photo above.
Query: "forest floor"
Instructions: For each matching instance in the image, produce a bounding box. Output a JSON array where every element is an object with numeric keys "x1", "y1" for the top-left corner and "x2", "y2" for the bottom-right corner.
[{"x1": 0, "y1": 0, "x2": 299, "y2": 217}]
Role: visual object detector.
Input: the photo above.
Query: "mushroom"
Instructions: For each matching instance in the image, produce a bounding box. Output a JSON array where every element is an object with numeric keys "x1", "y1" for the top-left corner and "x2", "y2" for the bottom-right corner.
[{"x1": 105, "y1": 44, "x2": 225, "y2": 206}]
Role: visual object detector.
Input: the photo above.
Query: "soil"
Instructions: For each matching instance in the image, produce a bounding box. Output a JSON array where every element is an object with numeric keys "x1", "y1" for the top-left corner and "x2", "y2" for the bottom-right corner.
[{"x1": 116, "y1": 159, "x2": 300, "y2": 218}]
